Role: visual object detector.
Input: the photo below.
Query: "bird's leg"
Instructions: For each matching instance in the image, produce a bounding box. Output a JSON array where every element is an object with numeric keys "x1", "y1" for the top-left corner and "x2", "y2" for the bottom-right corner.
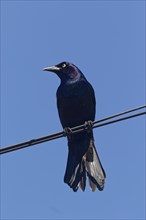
[
  {"x1": 64, "y1": 127, "x2": 73, "y2": 140},
  {"x1": 84, "y1": 120, "x2": 93, "y2": 133}
]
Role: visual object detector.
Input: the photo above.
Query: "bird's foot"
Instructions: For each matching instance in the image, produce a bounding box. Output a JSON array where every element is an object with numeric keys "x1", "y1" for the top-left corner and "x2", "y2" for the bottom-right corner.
[
  {"x1": 84, "y1": 121, "x2": 93, "y2": 133},
  {"x1": 64, "y1": 127, "x2": 73, "y2": 139}
]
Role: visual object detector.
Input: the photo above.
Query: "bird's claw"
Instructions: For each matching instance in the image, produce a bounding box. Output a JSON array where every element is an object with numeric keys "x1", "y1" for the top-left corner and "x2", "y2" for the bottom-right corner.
[
  {"x1": 64, "y1": 127, "x2": 73, "y2": 139},
  {"x1": 84, "y1": 120, "x2": 93, "y2": 133}
]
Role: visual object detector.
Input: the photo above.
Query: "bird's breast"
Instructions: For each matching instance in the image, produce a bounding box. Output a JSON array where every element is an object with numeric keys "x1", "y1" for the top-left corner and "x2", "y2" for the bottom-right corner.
[{"x1": 57, "y1": 82, "x2": 95, "y2": 128}]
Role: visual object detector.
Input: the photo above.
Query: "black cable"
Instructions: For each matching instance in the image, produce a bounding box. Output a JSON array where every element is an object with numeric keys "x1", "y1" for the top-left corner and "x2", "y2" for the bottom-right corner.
[
  {"x1": 0, "y1": 105, "x2": 146, "y2": 155},
  {"x1": 65, "y1": 105, "x2": 146, "y2": 132},
  {"x1": 93, "y1": 105, "x2": 146, "y2": 124}
]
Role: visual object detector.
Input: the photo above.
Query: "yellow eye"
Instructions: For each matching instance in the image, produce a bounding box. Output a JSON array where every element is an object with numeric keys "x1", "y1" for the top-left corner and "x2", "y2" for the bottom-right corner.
[{"x1": 62, "y1": 63, "x2": 67, "y2": 68}]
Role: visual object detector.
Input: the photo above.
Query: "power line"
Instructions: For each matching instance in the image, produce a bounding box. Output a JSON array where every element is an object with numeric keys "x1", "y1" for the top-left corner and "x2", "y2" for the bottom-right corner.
[{"x1": 0, "y1": 105, "x2": 146, "y2": 155}]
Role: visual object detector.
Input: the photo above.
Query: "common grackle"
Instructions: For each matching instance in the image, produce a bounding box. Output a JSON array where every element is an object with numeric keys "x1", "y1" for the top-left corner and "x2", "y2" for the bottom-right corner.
[{"x1": 43, "y1": 61, "x2": 106, "y2": 192}]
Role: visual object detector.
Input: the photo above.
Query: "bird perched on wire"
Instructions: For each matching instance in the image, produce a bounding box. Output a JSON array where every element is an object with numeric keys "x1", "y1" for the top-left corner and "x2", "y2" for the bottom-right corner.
[{"x1": 43, "y1": 61, "x2": 106, "y2": 192}]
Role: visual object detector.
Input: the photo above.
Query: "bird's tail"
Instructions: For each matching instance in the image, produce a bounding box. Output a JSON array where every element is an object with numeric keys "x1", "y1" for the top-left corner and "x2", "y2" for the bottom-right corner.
[
  {"x1": 85, "y1": 139, "x2": 106, "y2": 191},
  {"x1": 64, "y1": 137, "x2": 106, "y2": 192}
]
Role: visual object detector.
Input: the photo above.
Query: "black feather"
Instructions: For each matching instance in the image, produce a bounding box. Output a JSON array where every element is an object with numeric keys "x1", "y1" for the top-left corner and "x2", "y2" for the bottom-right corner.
[{"x1": 44, "y1": 61, "x2": 106, "y2": 192}]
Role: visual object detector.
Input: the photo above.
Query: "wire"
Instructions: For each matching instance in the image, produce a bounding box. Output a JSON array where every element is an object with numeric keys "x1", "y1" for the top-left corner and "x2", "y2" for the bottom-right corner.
[
  {"x1": 93, "y1": 104, "x2": 146, "y2": 124},
  {"x1": 0, "y1": 105, "x2": 146, "y2": 155},
  {"x1": 65, "y1": 105, "x2": 146, "y2": 132}
]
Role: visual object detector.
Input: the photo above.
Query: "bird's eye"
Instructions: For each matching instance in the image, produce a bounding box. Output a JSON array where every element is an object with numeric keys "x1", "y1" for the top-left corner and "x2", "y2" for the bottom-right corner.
[{"x1": 62, "y1": 63, "x2": 67, "y2": 68}]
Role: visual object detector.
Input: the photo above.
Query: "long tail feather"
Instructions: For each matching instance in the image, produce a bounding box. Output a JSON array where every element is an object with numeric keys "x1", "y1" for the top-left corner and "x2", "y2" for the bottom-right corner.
[
  {"x1": 85, "y1": 139, "x2": 106, "y2": 191},
  {"x1": 64, "y1": 134, "x2": 105, "y2": 192}
]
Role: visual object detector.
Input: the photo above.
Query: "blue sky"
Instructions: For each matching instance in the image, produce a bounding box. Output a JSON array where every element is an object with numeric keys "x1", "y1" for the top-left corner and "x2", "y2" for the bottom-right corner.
[{"x1": 1, "y1": 1, "x2": 145, "y2": 219}]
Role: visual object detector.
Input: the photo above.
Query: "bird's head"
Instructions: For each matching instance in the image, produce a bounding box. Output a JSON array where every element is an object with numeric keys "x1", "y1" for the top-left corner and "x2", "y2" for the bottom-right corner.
[{"x1": 43, "y1": 61, "x2": 85, "y2": 84}]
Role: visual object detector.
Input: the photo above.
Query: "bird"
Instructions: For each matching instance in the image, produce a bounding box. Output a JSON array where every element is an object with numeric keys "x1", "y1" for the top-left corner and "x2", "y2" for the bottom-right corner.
[{"x1": 43, "y1": 61, "x2": 106, "y2": 192}]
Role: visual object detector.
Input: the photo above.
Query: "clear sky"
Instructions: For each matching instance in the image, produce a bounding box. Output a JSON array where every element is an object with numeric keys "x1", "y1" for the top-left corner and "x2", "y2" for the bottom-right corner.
[{"x1": 1, "y1": 1, "x2": 145, "y2": 220}]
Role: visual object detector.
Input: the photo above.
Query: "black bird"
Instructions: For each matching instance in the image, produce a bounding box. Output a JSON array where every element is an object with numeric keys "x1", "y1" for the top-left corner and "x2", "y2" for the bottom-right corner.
[{"x1": 43, "y1": 61, "x2": 106, "y2": 192}]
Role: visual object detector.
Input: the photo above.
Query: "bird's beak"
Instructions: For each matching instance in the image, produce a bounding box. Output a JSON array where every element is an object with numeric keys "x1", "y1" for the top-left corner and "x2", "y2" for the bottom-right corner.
[{"x1": 43, "y1": 65, "x2": 60, "y2": 72}]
